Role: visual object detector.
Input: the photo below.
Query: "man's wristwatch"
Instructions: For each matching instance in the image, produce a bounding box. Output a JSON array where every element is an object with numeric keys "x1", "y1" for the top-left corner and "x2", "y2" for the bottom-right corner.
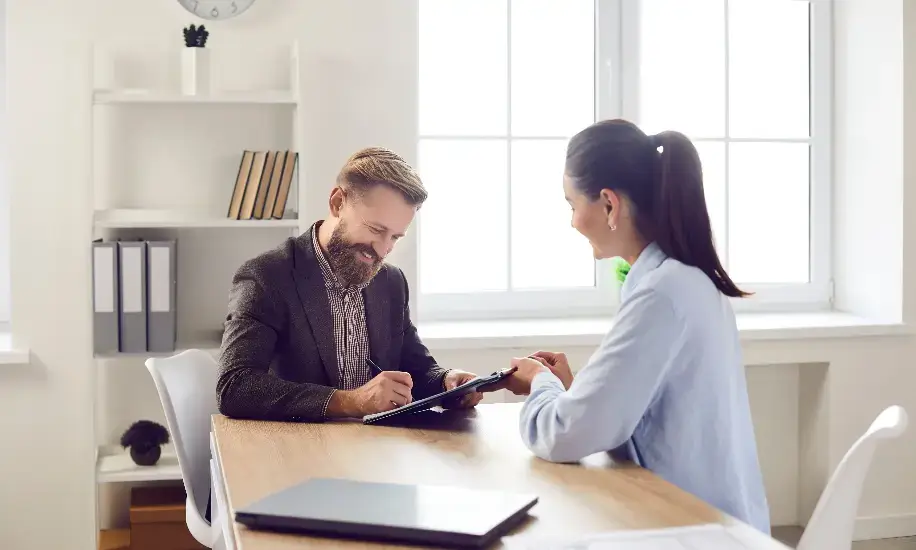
[{"x1": 441, "y1": 369, "x2": 453, "y2": 391}]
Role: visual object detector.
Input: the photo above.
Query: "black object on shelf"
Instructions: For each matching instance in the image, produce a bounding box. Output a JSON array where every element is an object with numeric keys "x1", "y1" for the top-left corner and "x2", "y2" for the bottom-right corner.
[{"x1": 120, "y1": 420, "x2": 170, "y2": 466}]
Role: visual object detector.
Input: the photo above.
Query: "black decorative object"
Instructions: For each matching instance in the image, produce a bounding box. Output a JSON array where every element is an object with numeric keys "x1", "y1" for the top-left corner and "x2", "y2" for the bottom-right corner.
[
  {"x1": 183, "y1": 23, "x2": 210, "y2": 47},
  {"x1": 120, "y1": 420, "x2": 170, "y2": 466}
]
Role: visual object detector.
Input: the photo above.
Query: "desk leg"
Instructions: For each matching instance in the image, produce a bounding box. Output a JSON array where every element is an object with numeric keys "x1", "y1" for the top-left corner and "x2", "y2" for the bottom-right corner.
[{"x1": 211, "y1": 431, "x2": 237, "y2": 550}]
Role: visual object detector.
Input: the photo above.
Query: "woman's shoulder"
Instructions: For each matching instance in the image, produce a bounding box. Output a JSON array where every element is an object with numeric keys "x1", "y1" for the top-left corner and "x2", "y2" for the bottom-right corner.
[{"x1": 637, "y1": 257, "x2": 721, "y2": 311}]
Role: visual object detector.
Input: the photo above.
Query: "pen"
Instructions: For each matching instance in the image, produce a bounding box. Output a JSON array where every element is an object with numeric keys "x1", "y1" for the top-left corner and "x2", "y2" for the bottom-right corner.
[
  {"x1": 367, "y1": 357, "x2": 383, "y2": 374},
  {"x1": 366, "y1": 358, "x2": 403, "y2": 409}
]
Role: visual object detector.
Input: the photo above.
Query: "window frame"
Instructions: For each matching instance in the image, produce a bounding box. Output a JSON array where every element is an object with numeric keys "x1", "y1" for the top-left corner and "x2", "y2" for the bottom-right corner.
[{"x1": 417, "y1": 0, "x2": 834, "y2": 322}]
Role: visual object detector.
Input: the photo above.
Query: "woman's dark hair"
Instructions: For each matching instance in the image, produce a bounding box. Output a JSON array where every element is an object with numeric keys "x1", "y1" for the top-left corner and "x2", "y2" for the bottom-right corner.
[{"x1": 565, "y1": 119, "x2": 749, "y2": 298}]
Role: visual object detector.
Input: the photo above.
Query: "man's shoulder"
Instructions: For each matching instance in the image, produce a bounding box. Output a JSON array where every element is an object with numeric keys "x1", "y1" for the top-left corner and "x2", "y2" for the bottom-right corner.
[
  {"x1": 379, "y1": 262, "x2": 406, "y2": 282},
  {"x1": 235, "y1": 236, "x2": 301, "y2": 282}
]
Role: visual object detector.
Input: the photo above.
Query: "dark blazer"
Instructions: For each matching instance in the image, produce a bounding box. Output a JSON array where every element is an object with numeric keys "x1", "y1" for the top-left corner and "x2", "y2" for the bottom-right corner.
[{"x1": 216, "y1": 225, "x2": 449, "y2": 422}]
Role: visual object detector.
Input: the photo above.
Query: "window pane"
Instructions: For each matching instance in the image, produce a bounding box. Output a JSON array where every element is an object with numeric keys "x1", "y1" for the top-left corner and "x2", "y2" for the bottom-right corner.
[
  {"x1": 511, "y1": 140, "x2": 595, "y2": 289},
  {"x1": 639, "y1": 0, "x2": 725, "y2": 137},
  {"x1": 729, "y1": 0, "x2": 810, "y2": 138},
  {"x1": 418, "y1": 139, "x2": 508, "y2": 293},
  {"x1": 728, "y1": 143, "x2": 809, "y2": 283},
  {"x1": 511, "y1": 0, "x2": 594, "y2": 137},
  {"x1": 694, "y1": 141, "x2": 727, "y2": 258},
  {"x1": 419, "y1": 0, "x2": 507, "y2": 136}
]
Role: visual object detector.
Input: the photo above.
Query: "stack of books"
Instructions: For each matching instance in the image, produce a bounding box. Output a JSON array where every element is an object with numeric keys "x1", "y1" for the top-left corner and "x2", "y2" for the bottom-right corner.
[{"x1": 227, "y1": 150, "x2": 299, "y2": 220}]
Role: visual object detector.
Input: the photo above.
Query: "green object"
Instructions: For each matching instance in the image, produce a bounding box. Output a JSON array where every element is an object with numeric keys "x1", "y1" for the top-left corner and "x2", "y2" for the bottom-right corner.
[{"x1": 611, "y1": 257, "x2": 631, "y2": 284}]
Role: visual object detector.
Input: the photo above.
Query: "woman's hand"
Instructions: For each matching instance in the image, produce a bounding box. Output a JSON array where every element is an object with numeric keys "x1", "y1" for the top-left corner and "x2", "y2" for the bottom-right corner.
[
  {"x1": 530, "y1": 350, "x2": 574, "y2": 390},
  {"x1": 504, "y1": 357, "x2": 551, "y2": 395}
]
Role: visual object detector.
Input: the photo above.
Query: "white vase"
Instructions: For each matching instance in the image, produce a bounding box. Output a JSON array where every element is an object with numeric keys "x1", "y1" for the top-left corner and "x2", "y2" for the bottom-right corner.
[{"x1": 181, "y1": 47, "x2": 210, "y2": 96}]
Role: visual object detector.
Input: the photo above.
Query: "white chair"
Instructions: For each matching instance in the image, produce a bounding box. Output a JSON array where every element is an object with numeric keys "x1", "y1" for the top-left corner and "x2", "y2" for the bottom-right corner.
[
  {"x1": 797, "y1": 405, "x2": 908, "y2": 550},
  {"x1": 146, "y1": 349, "x2": 224, "y2": 550}
]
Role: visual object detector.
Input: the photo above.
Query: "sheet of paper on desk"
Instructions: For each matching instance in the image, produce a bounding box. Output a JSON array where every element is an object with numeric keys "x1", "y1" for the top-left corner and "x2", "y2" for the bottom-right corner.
[{"x1": 502, "y1": 523, "x2": 762, "y2": 549}]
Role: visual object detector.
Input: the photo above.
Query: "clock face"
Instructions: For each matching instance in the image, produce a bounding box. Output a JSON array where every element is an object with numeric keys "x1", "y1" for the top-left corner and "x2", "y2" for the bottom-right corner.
[{"x1": 178, "y1": 0, "x2": 255, "y2": 20}]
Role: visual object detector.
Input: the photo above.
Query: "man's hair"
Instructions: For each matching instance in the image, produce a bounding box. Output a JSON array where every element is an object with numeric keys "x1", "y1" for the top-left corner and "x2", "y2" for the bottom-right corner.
[{"x1": 336, "y1": 147, "x2": 428, "y2": 206}]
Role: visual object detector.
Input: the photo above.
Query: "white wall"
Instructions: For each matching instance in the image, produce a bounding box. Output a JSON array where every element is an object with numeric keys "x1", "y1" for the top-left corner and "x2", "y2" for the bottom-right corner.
[
  {"x1": 0, "y1": 0, "x2": 8, "y2": 325},
  {"x1": 834, "y1": 0, "x2": 905, "y2": 322},
  {"x1": 3, "y1": 1, "x2": 916, "y2": 549}
]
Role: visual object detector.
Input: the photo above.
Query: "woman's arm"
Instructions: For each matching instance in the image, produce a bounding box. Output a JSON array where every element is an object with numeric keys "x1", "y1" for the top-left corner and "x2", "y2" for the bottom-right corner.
[{"x1": 519, "y1": 287, "x2": 683, "y2": 462}]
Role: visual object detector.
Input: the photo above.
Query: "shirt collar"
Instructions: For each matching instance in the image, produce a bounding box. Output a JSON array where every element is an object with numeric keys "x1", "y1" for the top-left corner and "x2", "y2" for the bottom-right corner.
[
  {"x1": 620, "y1": 241, "x2": 667, "y2": 302},
  {"x1": 310, "y1": 221, "x2": 370, "y2": 292}
]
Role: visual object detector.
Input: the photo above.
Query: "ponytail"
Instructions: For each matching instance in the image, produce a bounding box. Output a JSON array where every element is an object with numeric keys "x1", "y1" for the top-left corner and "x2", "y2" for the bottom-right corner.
[{"x1": 651, "y1": 131, "x2": 750, "y2": 298}]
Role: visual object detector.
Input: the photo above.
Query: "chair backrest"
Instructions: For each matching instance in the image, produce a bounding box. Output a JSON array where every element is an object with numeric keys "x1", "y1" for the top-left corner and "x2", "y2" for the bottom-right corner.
[
  {"x1": 146, "y1": 349, "x2": 219, "y2": 523},
  {"x1": 797, "y1": 405, "x2": 908, "y2": 550}
]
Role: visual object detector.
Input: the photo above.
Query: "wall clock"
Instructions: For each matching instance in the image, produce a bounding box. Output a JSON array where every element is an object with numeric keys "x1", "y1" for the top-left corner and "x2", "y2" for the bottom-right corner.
[{"x1": 178, "y1": 0, "x2": 256, "y2": 20}]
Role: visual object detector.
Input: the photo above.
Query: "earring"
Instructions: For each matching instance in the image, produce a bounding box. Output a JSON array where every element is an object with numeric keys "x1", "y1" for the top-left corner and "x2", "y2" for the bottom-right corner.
[{"x1": 610, "y1": 223, "x2": 617, "y2": 231}]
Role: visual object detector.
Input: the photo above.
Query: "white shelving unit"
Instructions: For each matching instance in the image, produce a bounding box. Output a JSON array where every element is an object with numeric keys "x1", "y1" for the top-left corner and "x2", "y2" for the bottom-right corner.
[
  {"x1": 94, "y1": 342, "x2": 220, "y2": 360},
  {"x1": 93, "y1": 89, "x2": 297, "y2": 105},
  {"x1": 94, "y1": 208, "x2": 300, "y2": 229},
  {"x1": 96, "y1": 444, "x2": 181, "y2": 483},
  {"x1": 89, "y1": 41, "x2": 306, "y2": 522}
]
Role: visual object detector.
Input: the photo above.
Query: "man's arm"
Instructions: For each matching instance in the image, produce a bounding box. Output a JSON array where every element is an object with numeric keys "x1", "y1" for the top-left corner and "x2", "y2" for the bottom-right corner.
[
  {"x1": 217, "y1": 263, "x2": 336, "y2": 422},
  {"x1": 393, "y1": 267, "x2": 449, "y2": 399}
]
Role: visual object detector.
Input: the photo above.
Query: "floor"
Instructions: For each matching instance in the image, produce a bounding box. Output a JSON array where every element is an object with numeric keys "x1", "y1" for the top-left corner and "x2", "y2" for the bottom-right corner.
[{"x1": 773, "y1": 527, "x2": 916, "y2": 549}]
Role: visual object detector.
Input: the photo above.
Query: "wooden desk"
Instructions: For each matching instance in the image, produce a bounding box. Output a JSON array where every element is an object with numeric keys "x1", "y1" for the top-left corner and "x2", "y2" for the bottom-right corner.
[{"x1": 212, "y1": 403, "x2": 787, "y2": 549}]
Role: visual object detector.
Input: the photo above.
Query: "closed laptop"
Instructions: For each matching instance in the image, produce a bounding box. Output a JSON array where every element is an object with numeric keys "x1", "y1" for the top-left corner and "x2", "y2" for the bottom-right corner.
[{"x1": 235, "y1": 477, "x2": 539, "y2": 548}]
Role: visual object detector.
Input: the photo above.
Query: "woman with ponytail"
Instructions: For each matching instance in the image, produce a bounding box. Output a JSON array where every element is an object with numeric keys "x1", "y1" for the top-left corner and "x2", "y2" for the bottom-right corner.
[{"x1": 502, "y1": 119, "x2": 770, "y2": 534}]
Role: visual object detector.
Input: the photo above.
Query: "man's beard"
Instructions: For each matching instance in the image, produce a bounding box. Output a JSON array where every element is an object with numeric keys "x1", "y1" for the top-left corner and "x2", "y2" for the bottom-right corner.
[{"x1": 326, "y1": 221, "x2": 383, "y2": 287}]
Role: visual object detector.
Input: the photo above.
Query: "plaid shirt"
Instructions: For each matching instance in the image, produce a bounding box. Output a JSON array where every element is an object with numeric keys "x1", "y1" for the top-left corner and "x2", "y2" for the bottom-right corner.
[{"x1": 311, "y1": 227, "x2": 372, "y2": 390}]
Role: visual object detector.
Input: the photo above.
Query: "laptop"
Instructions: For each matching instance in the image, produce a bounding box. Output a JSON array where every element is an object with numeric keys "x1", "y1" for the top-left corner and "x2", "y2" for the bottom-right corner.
[{"x1": 235, "y1": 477, "x2": 539, "y2": 548}]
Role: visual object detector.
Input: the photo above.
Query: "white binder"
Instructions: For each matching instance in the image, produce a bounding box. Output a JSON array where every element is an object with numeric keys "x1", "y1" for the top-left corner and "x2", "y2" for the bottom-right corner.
[
  {"x1": 146, "y1": 240, "x2": 177, "y2": 352},
  {"x1": 91, "y1": 240, "x2": 120, "y2": 354},
  {"x1": 118, "y1": 240, "x2": 147, "y2": 353}
]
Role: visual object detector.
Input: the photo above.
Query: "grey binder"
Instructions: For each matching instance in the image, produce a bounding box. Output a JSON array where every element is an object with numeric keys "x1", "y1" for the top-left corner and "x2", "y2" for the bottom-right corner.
[
  {"x1": 92, "y1": 240, "x2": 120, "y2": 354},
  {"x1": 146, "y1": 240, "x2": 177, "y2": 353},
  {"x1": 118, "y1": 240, "x2": 148, "y2": 353}
]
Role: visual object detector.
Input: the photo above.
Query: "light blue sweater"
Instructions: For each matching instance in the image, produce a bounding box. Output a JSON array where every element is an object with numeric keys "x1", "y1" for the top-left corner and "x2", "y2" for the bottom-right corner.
[{"x1": 519, "y1": 242, "x2": 771, "y2": 534}]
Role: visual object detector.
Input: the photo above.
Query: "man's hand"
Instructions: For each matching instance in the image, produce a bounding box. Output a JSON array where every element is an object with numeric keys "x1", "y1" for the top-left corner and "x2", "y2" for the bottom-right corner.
[
  {"x1": 327, "y1": 371, "x2": 413, "y2": 417},
  {"x1": 530, "y1": 350, "x2": 574, "y2": 390},
  {"x1": 442, "y1": 370, "x2": 484, "y2": 409}
]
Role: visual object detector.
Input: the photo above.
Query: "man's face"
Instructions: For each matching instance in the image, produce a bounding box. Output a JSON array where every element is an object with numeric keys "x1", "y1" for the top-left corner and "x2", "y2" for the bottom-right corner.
[{"x1": 327, "y1": 185, "x2": 417, "y2": 287}]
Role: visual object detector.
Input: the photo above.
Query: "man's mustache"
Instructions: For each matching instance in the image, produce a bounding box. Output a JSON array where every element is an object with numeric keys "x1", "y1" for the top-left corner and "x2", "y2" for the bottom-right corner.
[{"x1": 350, "y1": 244, "x2": 381, "y2": 263}]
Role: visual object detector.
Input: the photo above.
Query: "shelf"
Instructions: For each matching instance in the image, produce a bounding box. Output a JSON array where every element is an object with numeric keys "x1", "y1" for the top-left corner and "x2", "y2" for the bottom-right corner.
[
  {"x1": 95, "y1": 342, "x2": 220, "y2": 360},
  {"x1": 0, "y1": 332, "x2": 29, "y2": 365},
  {"x1": 93, "y1": 89, "x2": 298, "y2": 105},
  {"x1": 93, "y1": 209, "x2": 299, "y2": 229},
  {"x1": 96, "y1": 444, "x2": 182, "y2": 483}
]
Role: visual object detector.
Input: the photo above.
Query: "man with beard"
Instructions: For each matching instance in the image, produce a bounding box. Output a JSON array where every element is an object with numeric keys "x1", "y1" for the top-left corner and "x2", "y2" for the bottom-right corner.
[{"x1": 216, "y1": 147, "x2": 484, "y2": 422}]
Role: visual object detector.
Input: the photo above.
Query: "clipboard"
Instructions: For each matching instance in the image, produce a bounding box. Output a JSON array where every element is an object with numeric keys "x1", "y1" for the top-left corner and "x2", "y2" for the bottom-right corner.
[{"x1": 362, "y1": 366, "x2": 517, "y2": 425}]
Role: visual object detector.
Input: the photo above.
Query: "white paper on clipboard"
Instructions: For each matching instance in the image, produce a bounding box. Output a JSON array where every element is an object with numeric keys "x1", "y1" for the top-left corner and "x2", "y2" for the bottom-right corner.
[{"x1": 501, "y1": 523, "x2": 774, "y2": 550}]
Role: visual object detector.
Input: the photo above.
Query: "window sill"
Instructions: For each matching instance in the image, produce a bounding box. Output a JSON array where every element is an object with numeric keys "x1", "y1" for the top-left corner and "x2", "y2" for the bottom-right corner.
[
  {"x1": 0, "y1": 331, "x2": 30, "y2": 364},
  {"x1": 417, "y1": 311, "x2": 913, "y2": 351}
]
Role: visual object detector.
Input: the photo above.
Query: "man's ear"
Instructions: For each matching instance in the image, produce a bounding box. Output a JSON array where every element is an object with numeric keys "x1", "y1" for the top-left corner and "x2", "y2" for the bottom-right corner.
[{"x1": 329, "y1": 186, "x2": 345, "y2": 217}]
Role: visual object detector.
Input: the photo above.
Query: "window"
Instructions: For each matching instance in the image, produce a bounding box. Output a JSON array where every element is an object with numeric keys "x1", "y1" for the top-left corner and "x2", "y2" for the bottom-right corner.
[{"x1": 417, "y1": 0, "x2": 832, "y2": 321}]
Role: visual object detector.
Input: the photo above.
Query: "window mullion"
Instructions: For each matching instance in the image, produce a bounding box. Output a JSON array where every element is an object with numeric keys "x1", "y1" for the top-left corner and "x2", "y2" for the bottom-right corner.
[
  {"x1": 723, "y1": 0, "x2": 731, "y2": 270},
  {"x1": 809, "y1": 0, "x2": 833, "y2": 295},
  {"x1": 595, "y1": 0, "x2": 626, "y2": 294},
  {"x1": 506, "y1": 0, "x2": 513, "y2": 293},
  {"x1": 618, "y1": 0, "x2": 639, "y2": 123}
]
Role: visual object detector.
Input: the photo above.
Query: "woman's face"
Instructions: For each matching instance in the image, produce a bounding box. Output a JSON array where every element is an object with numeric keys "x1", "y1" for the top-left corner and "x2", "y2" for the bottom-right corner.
[{"x1": 563, "y1": 174, "x2": 620, "y2": 260}]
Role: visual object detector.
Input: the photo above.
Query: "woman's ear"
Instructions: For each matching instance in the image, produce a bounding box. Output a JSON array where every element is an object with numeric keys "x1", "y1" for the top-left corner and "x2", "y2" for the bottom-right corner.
[{"x1": 600, "y1": 189, "x2": 620, "y2": 229}]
